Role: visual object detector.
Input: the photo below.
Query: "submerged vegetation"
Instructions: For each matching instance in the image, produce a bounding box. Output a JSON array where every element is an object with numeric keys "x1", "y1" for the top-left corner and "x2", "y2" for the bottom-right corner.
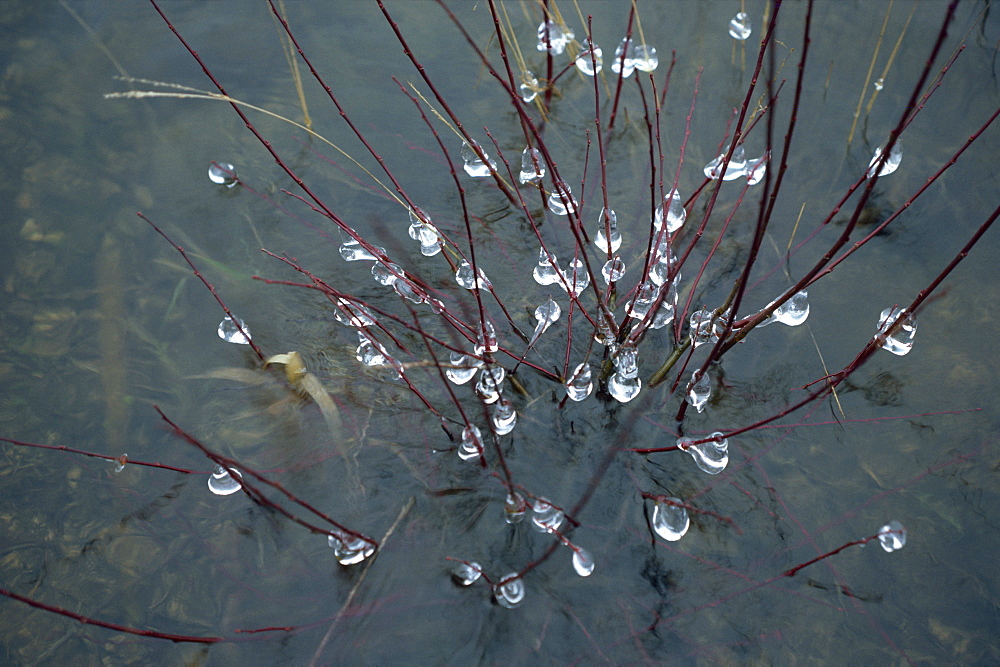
[{"x1": 1, "y1": 0, "x2": 998, "y2": 662}]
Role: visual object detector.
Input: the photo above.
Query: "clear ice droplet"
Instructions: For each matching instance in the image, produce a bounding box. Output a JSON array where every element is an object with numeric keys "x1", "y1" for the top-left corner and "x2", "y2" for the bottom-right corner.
[
  {"x1": 745, "y1": 152, "x2": 768, "y2": 185},
  {"x1": 632, "y1": 44, "x2": 658, "y2": 72},
  {"x1": 561, "y1": 258, "x2": 589, "y2": 297},
  {"x1": 537, "y1": 20, "x2": 574, "y2": 55},
  {"x1": 874, "y1": 77, "x2": 885, "y2": 91},
  {"x1": 520, "y1": 72, "x2": 540, "y2": 104},
  {"x1": 208, "y1": 161, "x2": 238, "y2": 188},
  {"x1": 608, "y1": 371, "x2": 641, "y2": 403},
  {"x1": 372, "y1": 261, "x2": 402, "y2": 286},
  {"x1": 574, "y1": 39, "x2": 602, "y2": 76},
  {"x1": 356, "y1": 334, "x2": 388, "y2": 367},
  {"x1": 686, "y1": 370, "x2": 711, "y2": 413},
  {"x1": 476, "y1": 366, "x2": 506, "y2": 406},
  {"x1": 458, "y1": 425, "x2": 483, "y2": 462},
  {"x1": 571, "y1": 546, "x2": 595, "y2": 577},
  {"x1": 114, "y1": 454, "x2": 127, "y2": 473},
  {"x1": 564, "y1": 363, "x2": 593, "y2": 402},
  {"x1": 601, "y1": 257, "x2": 627, "y2": 284},
  {"x1": 492, "y1": 398, "x2": 517, "y2": 435},
  {"x1": 530, "y1": 497, "x2": 565, "y2": 534},
  {"x1": 678, "y1": 433, "x2": 730, "y2": 475},
  {"x1": 533, "y1": 248, "x2": 562, "y2": 286},
  {"x1": 690, "y1": 309, "x2": 727, "y2": 347},
  {"x1": 867, "y1": 142, "x2": 902, "y2": 178},
  {"x1": 529, "y1": 297, "x2": 561, "y2": 345},
  {"x1": 654, "y1": 189, "x2": 686, "y2": 233},
  {"x1": 208, "y1": 464, "x2": 242, "y2": 496},
  {"x1": 519, "y1": 146, "x2": 545, "y2": 184},
  {"x1": 452, "y1": 561, "x2": 483, "y2": 586},
  {"x1": 445, "y1": 351, "x2": 482, "y2": 385},
  {"x1": 729, "y1": 12, "x2": 752, "y2": 40},
  {"x1": 504, "y1": 492, "x2": 528, "y2": 524},
  {"x1": 462, "y1": 141, "x2": 496, "y2": 178},
  {"x1": 547, "y1": 182, "x2": 577, "y2": 216},
  {"x1": 611, "y1": 37, "x2": 636, "y2": 78},
  {"x1": 494, "y1": 574, "x2": 525, "y2": 608},
  {"x1": 705, "y1": 145, "x2": 748, "y2": 181},
  {"x1": 876, "y1": 306, "x2": 916, "y2": 355},
  {"x1": 652, "y1": 497, "x2": 690, "y2": 542},
  {"x1": 339, "y1": 238, "x2": 383, "y2": 262},
  {"x1": 762, "y1": 290, "x2": 810, "y2": 327},
  {"x1": 878, "y1": 520, "x2": 907, "y2": 553},
  {"x1": 455, "y1": 259, "x2": 491, "y2": 290},
  {"x1": 475, "y1": 320, "x2": 498, "y2": 355},
  {"x1": 328, "y1": 531, "x2": 375, "y2": 566},
  {"x1": 594, "y1": 208, "x2": 622, "y2": 253},
  {"x1": 218, "y1": 316, "x2": 251, "y2": 345}
]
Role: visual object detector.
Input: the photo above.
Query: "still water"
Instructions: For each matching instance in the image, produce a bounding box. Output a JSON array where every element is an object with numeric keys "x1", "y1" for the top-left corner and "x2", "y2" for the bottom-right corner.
[{"x1": 0, "y1": 1, "x2": 998, "y2": 663}]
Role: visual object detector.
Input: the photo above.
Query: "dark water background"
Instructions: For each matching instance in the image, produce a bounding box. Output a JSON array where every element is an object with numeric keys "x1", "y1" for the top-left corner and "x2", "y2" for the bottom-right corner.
[{"x1": 0, "y1": 1, "x2": 997, "y2": 663}]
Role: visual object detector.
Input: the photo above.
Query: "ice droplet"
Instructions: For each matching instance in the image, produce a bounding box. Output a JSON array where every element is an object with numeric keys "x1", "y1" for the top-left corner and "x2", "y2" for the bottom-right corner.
[
  {"x1": 565, "y1": 363, "x2": 593, "y2": 402},
  {"x1": 530, "y1": 497, "x2": 565, "y2": 534},
  {"x1": 678, "y1": 432, "x2": 730, "y2": 475},
  {"x1": 533, "y1": 247, "x2": 561, "y2": 286},
  {"x1": 632, "y1": 44, "x2": 659, "y2": 72},
  {"x1": 372, "y1": 261, "x2": 402, "y2": 286},
  {"x1": 327, "y1": 531, "x2": 375, "y2": 566},
  {"x1": 574, "y1": 39, "x2": 603, "y2": 76},
  {"x1": 445, "y1": 351, "x2": 482, "y2": 385},
  {"x1": 537, "y1": 20, "x2": 573, "y2": 55},
  {"x1": 114, "y1": 454, "x2": 127, "y2": 473},
  {"x1": 561, "y1": 258, "x2": 590, "y2": 297},
  {"x1": 690, "y1": 309, "x2": 727, "y2": 347},
  {"x1": 408, "y1": 208, "x2": 442, "y2": 257},
  {"x1": 475, "y1": 319, "x2": 498, "y2": 355},
  {"x1": 494, "y1": 574, "x2": 525, "y2": 608},
  {"x1": 704, "y1": 145, "x2": 747, "y2": 180},
  {"x1": 333, "y1": 298, "x2": 375, "y2": 327},
  {"x1": 208, "y1": 161, "x2": 238, "y2": 188},
  {"x1": 339, "y1": 238, "x2": 384, "y2": 262},
  {"x1": 208, "y1": 464, "x2": 242, "y2": 496},
  {"x1": 452, "y1": 561, "x2": 483, "y2": 586},
  {"x1": 745, "y1": 152, "x2": 768, "y2": 185},
  {"x1": 217, "y1": 316, "x2": 251, "y2": 345},
  {"x1": 652, "y1": 497, "x2": 690, "y2": 541},
  {"x1": 729, "y1": 12, "x2": 752, "y2": 40},
  {"x1": 874, "y1": 77, "x2": 885, "y2": 91},
  {"x1": 504, "y1": 491, "x2": 528, "y2": 524},
  {"x1": 611, "y1": 37, "x2": 636, "y2": 78},
  {"x1": 654, "y1": 189, "x2": 686, "y2": 233},
  {"x1": 867, "y1": 142, "x2": 902, "y2": 178},
  {"x1": 878, "y1": 520, "x2": 907, "y2": 553},
  {"x1": 601, "y1": 256, "x2": 627, "y2": 284},
  {"x1": 476, "y1": 366, "x2": 506, "y2": 405},
  {"x1": 529, "y1": 297, "x2": 561, "y2": 345},
  {"x1": 520, "y1": 72, "x2": 540, "y2": 103},
  {"x1": 876, "y1": 306, "x2": 917, "y2": 355},
  {"x1": 462, "y1": 140, "x2": 496, "y2": 178},
  {"x1": 761, "y1": 290, "x2": 810, "y2": 327},
  {"x1": 519, "y1": 146, "x2": 545, "y2": 184},
  {"x1": 571, "y1": 546, "x2": 595, "y2": 577},
  {"x1": 492, "y1": 398, "x2": 517, "y2": 435},
  {"x1": 458, "y1": 425, "x2": 483, "y2": 462},
  {"x1": 455, "y1": 259, "x2": 491, "y2": 290},
  {"x1": 594, "y1": 207, "x2": 622, "y2": 253},
  {"x1": 627, "y1": 282, "x2": 659, "y2": 320},
  {"x1": 356, "y1": 333, "x2": 388, "y2": 367},
  {"x1": 547, "y1": 182, "x2": 577, "y2": 215},
  {"x1": 686, "y1": 370, "x2": 711, "y2": 413}
]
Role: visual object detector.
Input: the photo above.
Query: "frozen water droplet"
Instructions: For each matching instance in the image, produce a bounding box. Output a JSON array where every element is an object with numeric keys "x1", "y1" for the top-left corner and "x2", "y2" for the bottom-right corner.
[
  {"x1": 878, "y1": 520, "x2": 907, "y2": 552},
  {"x1": 561, "y1": 258, "x2": 589, "y2": 297},
  {"x1": 492, "y1": 398, "x2": 517, "y2": 435},
  {"x1": 455, "y1": 259, "x2": 491, "y2": 290},
  {"x1": 705, "y1": 145, "x2": 747, "y2": 180},
  {"x1": 594, "y1": 208, "x2": 622, "y2": 253},
  {"x1": 494, "y1": 574, "x2": 525, "y2": 608},
  {"x1": 593, "y1": 317, "x2": 616, "y2": 346},
  {"x1": 475, "y1": 320, "x2": 498, "y2": 355},
  {"x1": 650, "y1": 283, "x2": 678, "y2": 329},
  {"x1": 356, "y1": 333, "x2": 388, "y2": 367},
  {"x1": 565, "y1": 363, "x2": 593, "y2": 402},
  {"x1": 745, "y1": 152, "x2": 768, "y2": 185},
  {"x1": 686, "y1": 370, "x2": 711, "y2": 413},
  {"x1": 574, "y1": 39, "x2": 602, "y2": 76},
  {"x1": 632, "y1": 44, "x2": 658, "y2": 72},
  {"x1": 529, "y1": 297, "x2": 561, "y2": 345},
  {"x1": 218, "y1": 316, "x2": 251, "y2": 345},
  {"x1": 867, "y1": 142, "x2": 902, "y2": 178},
  {"x1": 408, "y1": 209, "x2": 442, "y2": 257},
  {"x1": 519, "y1": 146, "x2": 545, "y2": 184},
  {"x1": 533, "y1": 248, "x2": 561, "y2": 286},
  {"x1": 613, "y1": 346, "x2": 639, "y2": 378},
  {"x1": 571, "y1": 546, "x2": 595, "y2": 577},
  {"x1": 476, "y1": 366, "x2": 506, "y2": 405},
  {"x1": 690, "y1": 309, "x2": 727, "y2": 347},
  {"x1": 208, "y1": 161, "x2": 238, "y2": 188},
  {"x1": 530, "y1": 497, "x2": 564, "y2": 534},
  {"x1": 328, "y1": 531, "x2": 375, "y2": 566},
  {"x1": 608, "y1": 351, "x2": 641, "y2": 403},
  {"x1": 520, "y1": 72, "x2": 541, "y2": 103},
  {"x1": 333, "y1": 298, "x2": 375, "y2": 328},
  {"x1": 652, "y1": 497, "x2": 690, "y2": 541},
  {"x1": 678, "y1": 432, "x2": 730, "y2": 475},
  {"x1": 729, "y1": 12, "x2": 752, "y2": 40},
  {"x1": 611, "y1": 37, "x2": 636, "y2": 78},
  {"x1": 452, "y1": 561, "x2": 483, "y2": 586},
  {"x1": 537, "y1": 20, "x2": 573, "y2": 55},
  {"x1": 458, "y1": 425, "x2": 483, "y2": 462},
  {"x1": 601, "y1": 256, "x2": 626, "y2": 284},
  {"x1": 504, "y1": 491, "x2": 528, "y2": 524},
  {"x1": 761, "y1": 290, "x2": 810, "y2": 327},
  {"x1": 654, "y1": 189, "x2": 687, "y2": 233},
  {"x1": 876, "y1": 306, "x2": 917, "y2": 355},
  {"x1": 372, "y1": 261, "x2": 402, "y2": 286},
  {"x1": 339, "y1": 238, "x2": 384, "y2": 262},
  {"x1": 874, "y1": 77, "x2": 885, "y2": 91},
  {"x1": 393, "y1": 278, "x2": 427, "y2": 304},
  {"x1": 462, "y1": 140, "x2": 496, "y2": 178},
  {"x1": 114, "y1": 454, "x2": 127, "y2": 473},
  {"x1": 547, "y1": 182, "x2": 577, "y2": 216},
  {"x1": 446, "y1": 351, "x2": 482, "y2": 385},
  {"x1": 627, "y1": 282, "x2": 659, "y2": 320},
  {"x1": 208, "y1": 464, "x2": 242, "y2": 496}
]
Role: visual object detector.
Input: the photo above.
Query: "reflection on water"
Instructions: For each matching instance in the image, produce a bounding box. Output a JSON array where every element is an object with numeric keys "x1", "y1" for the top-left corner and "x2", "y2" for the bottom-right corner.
[{"x1": 0, "y1": 1, "x2": 998, "y2": 663}]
